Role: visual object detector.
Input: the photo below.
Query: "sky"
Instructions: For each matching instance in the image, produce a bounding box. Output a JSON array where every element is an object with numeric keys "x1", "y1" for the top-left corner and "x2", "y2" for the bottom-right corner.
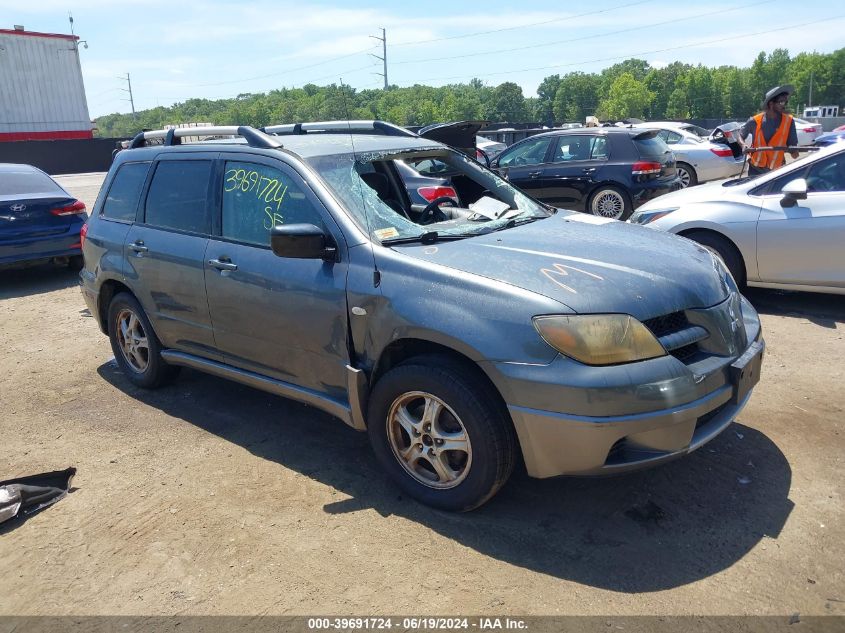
[{"x1": 3, "y1": 0, "x2": 844, "y2": 119}]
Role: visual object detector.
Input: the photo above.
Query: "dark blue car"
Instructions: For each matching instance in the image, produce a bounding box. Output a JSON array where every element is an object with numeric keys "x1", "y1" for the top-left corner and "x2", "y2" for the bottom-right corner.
[
  {"x1": 491, "y1": 127, "x2": 681, "y2": 220},
  {"x1": 0, "y1": 163, "x2": 87, "y2": 269}
]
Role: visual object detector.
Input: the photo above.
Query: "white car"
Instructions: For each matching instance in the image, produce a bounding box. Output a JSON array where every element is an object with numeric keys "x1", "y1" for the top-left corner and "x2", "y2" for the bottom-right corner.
[
  {"x1": 793, "y1": 117, "x2": 823, "y2": 146},
  {"x1": 629, "y1": 143, "x2": 845, "y2": 295},
  {"x1": 476, "y1": 135, "x2": 506, "y2": 160},
  {"x1": 632, "y1": 122, "x2": 744, "y2": 188}
]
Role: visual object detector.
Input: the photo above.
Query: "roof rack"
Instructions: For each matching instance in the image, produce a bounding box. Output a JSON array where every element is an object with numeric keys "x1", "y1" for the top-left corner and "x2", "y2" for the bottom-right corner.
[
  {"x1": 128, "y1": 125, "x2": 283, "y2": 150},
  {"x1": 261, "y1": 120, "x2": 416, "y2": 138}
]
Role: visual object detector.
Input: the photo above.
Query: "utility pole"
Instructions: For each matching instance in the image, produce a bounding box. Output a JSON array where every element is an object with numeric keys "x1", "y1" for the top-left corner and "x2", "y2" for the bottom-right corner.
[
  {"x1": 120, "y1": 73, "x2": 136, "y2": 118},
  {"x1": 369, "y1": 28, "x2": 387, "y2": 89}
]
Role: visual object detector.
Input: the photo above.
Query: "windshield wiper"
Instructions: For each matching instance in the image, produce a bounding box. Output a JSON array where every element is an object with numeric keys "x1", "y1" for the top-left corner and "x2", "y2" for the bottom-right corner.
[{"x1": 382, "y1": 231, "x2": 446, "y2": 245}]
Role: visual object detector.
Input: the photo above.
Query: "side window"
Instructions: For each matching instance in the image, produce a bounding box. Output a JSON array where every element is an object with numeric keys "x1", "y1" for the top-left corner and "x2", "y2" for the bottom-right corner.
[
  {"x1": 102, "y1": 162, "x2": 150, "y2": 221},
  {"x1": 806, "y1": 154, "x2": 845, "y2": 193},
  {"x1": 551, "y1": 135, "x2": 593, "y2": 163},
  {"x1": 590, "y1": 136, "x2": 609, "y2": 160},
  {"x1": 144, "y1": 160, "x2": 212, "y2": 234},
  {"x1": 664, "y1": 131, "x2": 683, "y2": 145},
  {"x1": 497, "y1": 137, "x2": 552, "y2": 168},
  {"x1": 763, "y1": 168, "x2": 808, "y2": 195},
  {"x1": 221, "y1": 161, "x2": 323, "y2": 246}
]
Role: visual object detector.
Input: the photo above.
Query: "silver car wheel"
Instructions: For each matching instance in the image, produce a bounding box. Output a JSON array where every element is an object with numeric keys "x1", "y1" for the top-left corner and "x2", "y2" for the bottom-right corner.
[
  {"x1": 115, "y1": 308, "x2": 150, "y2": 373},
  {"x1": 386, "y1": 391, "x2": 472, "y2": 489},
  {"x1": 677, "y1": 166, "x2": 692, "y2": 188},
  {"x1": 590, "y1": 190, "x2": 626, "y2": 219}
]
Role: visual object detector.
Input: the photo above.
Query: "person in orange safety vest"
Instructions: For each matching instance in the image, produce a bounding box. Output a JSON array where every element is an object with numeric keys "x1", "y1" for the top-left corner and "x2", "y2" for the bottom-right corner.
[{"x1": 739, "y1": 85, "x2": 799, "y2": 177}]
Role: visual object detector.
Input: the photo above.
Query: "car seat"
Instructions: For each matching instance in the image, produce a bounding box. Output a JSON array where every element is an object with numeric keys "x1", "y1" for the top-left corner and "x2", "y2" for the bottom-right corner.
[{"x1": 360, "y1": 172, "x2": 406, "y2": 216}]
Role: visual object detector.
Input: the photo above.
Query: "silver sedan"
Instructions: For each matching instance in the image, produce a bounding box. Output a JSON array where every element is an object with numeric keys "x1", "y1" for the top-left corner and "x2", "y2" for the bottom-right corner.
[
  {"x1": 630, "y1": 143, "x2": 845, "y2": 295},
  {"x1": 632, "y1": 122, "x2": 744, "y2": 188}
]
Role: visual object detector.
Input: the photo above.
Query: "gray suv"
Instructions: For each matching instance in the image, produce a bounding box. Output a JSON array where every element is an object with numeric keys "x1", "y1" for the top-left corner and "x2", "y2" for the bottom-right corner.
[{"x1": 80, "y1": 121, "x2": 764, "y2": 511}]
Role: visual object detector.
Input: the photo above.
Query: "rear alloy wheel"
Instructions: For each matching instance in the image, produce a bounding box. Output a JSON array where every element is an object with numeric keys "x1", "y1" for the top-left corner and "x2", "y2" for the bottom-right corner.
[
  {"x1": 676, "y1": 162, "x2": 698, "y2": 188},
  {"x1": 588, "y1": 186, "x2": 632, "y2": 220},
  {"x1": 367, "y1": 356, "x2": 516, "y2": 511},
  {"x1": 108, "y1": 293, "x2": 179, "y2": 389}
]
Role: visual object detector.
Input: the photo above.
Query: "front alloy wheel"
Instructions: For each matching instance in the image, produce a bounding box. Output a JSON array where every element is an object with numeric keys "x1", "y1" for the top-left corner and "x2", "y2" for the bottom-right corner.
[{"x1": 386, "y1": 391, "x2": 472, "y2": 489}]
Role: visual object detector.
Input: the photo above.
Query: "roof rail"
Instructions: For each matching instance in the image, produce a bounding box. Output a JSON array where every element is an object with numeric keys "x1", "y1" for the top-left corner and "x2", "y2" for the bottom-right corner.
[
  {"x1": 261, "y1": 120, "x2": 416, "y2": 138},
  {"x1": 128, "y1": 125, "x2": 283, "y2": 150}
]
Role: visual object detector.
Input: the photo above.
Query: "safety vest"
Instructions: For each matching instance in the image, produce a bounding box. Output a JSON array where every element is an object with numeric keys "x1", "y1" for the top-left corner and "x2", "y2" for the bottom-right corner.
[{"x1": 749, "y1": 112, "x2": 793, "y2": 170}]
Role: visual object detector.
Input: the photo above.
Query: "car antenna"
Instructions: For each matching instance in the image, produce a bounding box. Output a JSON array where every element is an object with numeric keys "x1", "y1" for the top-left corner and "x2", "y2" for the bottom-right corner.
[{"x1": 339, "y1": 79, "x2": 381, "y2": 288}]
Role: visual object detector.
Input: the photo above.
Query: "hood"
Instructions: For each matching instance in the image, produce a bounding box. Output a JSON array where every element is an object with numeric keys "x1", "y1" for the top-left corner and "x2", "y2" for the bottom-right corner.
[
  {"x1": 398, "y1": 212, "x2": 731, "y2": 320},
  {"x1": 636, "y1": 178, "x2": 741, "y2": 211}
]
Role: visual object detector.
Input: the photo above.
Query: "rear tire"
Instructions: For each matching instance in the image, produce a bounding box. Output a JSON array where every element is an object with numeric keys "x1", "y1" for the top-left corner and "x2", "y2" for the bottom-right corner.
[
  {"x1": 367, "y1": 356, "x2": 516, "y2": 511},
  {"x1": 107, "y1": 293, "x2": 179, "y2": 389},
  {"x1": 684, "y1": 231, "x2": 746, "y2": 288},
  {"x1": 676, "y1": 162, "x2": 698, "y2": 188},
  {"x1": 588, "y1": 186, "x2": 632, "y2": 220}
]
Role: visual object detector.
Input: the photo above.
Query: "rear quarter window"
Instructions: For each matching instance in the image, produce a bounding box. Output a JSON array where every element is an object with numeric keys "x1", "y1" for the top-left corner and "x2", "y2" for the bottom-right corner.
[
  {"x1": 102, "y1": 162, "x2": 150, "y2": 221},
  {"x1": 633, "y1": 134, "x2": 671, "y2": 159}
]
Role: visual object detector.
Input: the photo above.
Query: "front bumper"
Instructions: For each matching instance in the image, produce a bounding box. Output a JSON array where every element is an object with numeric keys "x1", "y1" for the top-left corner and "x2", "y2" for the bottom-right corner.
[{"x1": 482, "y1": 296, "x2": 763, "y2": 478}]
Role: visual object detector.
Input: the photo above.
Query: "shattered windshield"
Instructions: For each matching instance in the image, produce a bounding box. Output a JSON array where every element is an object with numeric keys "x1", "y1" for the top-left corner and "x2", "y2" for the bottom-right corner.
[{"x1": 305, "y1": 147, "x2": 551, "y2": 243}]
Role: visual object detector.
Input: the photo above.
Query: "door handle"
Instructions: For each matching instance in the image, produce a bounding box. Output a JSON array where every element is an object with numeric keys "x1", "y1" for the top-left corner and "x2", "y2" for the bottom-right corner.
[
  {"x1": 582, "y1": 167, "x2": 596, "y2": 174},
  {"x1": 129, "y1": 241, "x2": 148, "y2": 254},
  {"x1": 208, "y1": 258, "x2": 238, "y2": 271},
  {"x1": 528, "y1": 171, "x2": 542, "y2": 179}
]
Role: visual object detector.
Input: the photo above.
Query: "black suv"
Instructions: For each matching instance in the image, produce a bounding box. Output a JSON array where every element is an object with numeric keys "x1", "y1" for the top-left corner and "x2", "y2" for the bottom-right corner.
[
  {"x1": 79, "y1": 121, "x2": 762, "y2": 511},
  {"x1": 491, "y1": 127, "x2": 680, "y2": 220}
]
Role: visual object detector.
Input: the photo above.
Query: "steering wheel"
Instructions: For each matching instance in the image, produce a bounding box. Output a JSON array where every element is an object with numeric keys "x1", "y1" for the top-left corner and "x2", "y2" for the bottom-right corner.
[
  {"x1": 419, "y1": 196, "x2": 455, "y2": 225},
  {"x1": 419, "y1": 196, "x2": 456, "y2": 225}
]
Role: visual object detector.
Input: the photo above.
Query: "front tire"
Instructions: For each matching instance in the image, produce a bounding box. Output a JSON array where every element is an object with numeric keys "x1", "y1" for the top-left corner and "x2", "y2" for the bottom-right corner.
[
  {"x1": 588, "y1": 186, "x2": 632, "y2": 220},
  {"x1": 367, "y1": 356, "x2": 516, "y2": 511},
  {"x1": 107, "y1": 293, "x2": 179, "y2": 389},
  {"x1": 676, "y1": 162, "x2": 698, "y2": 188}
]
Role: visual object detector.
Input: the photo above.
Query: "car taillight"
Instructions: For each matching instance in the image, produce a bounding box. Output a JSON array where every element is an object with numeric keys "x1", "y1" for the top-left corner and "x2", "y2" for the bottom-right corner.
[
  {"x1": 417, "y1": 186, "x2": 458, "y2": 203},
  {"x1": 51, "y1": 200, "x2": 87, "y2": 216},
  {"x1": 631, "y1": 161, "x2": 662, "y2": 175},
  {"x1": 80, "y1": 223, "x2": 88, "y2": 249},
  {"x1": 710, "y1": 148, "x2": 734, "y2": 157},
  {"x1": 805, "y1": 126, "x2": 819, "y2": 133}
]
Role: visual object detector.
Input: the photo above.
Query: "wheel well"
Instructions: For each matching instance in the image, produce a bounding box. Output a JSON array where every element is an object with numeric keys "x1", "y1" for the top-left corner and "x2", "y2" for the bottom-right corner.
[
  {"x1": 678, "y1": 228, "x2": 747, "y2": 283},
  {"x1": 369, "y1": 338, "x2": 524, "y2": 469},
  {"x1": 97, "y1": 280, "x2": 133, "y2": 333}
]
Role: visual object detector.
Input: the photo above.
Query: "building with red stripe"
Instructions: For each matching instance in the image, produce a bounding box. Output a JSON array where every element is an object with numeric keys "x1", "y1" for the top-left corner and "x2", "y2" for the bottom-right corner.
[{"x1": 0, "y1": 26, "x2": 94, "y2": 142}]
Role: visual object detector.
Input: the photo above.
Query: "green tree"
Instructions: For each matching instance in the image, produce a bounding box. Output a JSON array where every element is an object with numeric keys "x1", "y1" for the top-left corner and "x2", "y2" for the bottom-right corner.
[
  {"x1": 597, "y1": 73, "x2": 654, "y2": 120},
  {"x1": 553, "y1": 72, "x2": 600, "y2": 123},
  {"x1": 484, "y1": 82, "x2": 528, "y2": 122}
]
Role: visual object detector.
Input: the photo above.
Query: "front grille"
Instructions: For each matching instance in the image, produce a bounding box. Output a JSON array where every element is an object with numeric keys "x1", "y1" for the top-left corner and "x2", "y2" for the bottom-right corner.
[
  {"x1": 643, "y1": 311, "x2": 689, "y2": 338},
  {"x1": 643, "y1": 311, "x2": 709, "y2": 364}
]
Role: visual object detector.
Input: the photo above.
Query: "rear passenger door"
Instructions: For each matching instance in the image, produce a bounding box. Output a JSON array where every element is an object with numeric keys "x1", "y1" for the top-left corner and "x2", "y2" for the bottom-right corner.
[
  {"x1": 124, "y1": 153, "x2": 220, "y2": 360},
  {"x1": 542, "y1": 134, "x2": 606, "y2": 209},
  {"x1": 204, "y1": 155, "x2": 350, "y2": 400}
]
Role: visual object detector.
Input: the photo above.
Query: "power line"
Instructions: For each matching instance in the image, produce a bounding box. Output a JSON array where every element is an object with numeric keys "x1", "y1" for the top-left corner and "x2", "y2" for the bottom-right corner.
[
  {"x1": 394, "y1": 14, "x2": 845, "y2": 86},
  {"x1": 390, "y1": 0, "x2": 650, "y2": 47},
  {"x1": 183, "y1": 45, "x2": 380, "y2": 88},
  {"x1": 392, "y1": 1, "x2": 768, "y2": 66}
]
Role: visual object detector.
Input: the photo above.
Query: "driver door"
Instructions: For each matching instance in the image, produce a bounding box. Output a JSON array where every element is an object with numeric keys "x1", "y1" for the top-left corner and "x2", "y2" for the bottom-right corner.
[{"x1": 756, "y1": 152, "x2": 845, "y2": 288}]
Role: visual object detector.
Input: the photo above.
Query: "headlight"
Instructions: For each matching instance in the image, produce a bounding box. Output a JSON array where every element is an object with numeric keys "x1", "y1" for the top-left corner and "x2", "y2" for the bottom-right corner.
[
  {"x1": 629, "y1": 208, "x2": 678, "y2": 225},
  {"x1": 533, "y1": 314, "x2": 666, "y2": 366}
]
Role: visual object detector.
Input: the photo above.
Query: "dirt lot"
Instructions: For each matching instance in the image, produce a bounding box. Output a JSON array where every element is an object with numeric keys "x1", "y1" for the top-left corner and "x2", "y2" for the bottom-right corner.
[{"x1": 1, "y1": 173, "x2": 843, "y2": 617}]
